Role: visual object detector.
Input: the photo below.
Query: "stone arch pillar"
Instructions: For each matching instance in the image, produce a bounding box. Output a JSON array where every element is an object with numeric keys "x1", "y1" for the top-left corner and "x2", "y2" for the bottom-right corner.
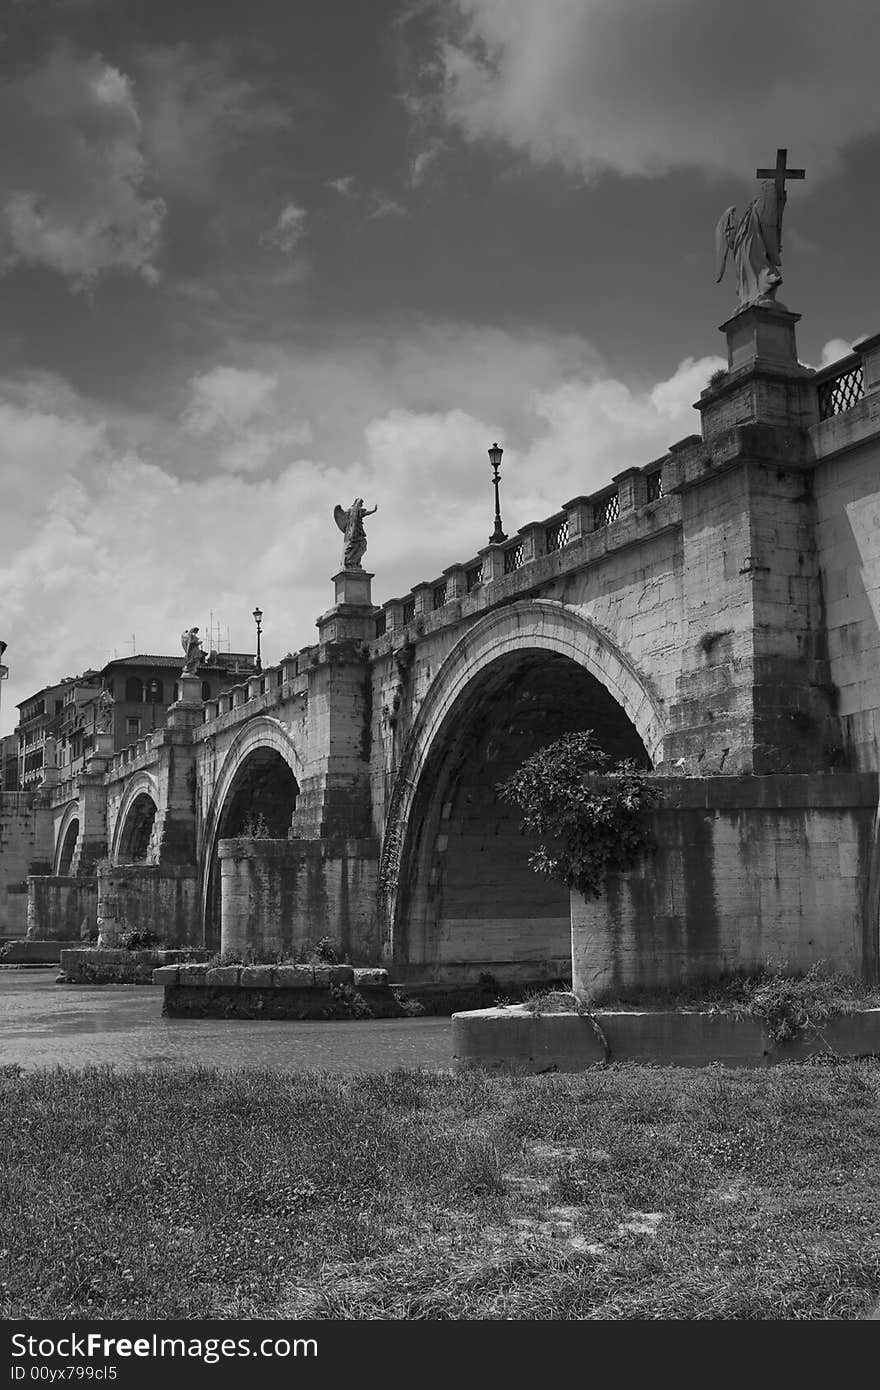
[{"x1": 201, "y1": 717, "x2": 305, "y2": 949}]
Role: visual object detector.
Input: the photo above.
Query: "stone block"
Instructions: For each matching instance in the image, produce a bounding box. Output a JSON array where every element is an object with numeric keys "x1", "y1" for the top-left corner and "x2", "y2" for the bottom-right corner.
[
  {"x1": 152, "y1": 966, "x2": 179, "y2": 985},
  {"x1": 207, "y1": 966, "x2": 241, "y2": 986},
  {"x1": 311, "y1": 963, "x2": 354, "y2": 985},
  {"x1": 353, "y1": 967, "x2": 389, "y2": 987},
  {"x1": 240, "y1": 965, "x2": 275, "y2": 987},
  {"x1": 179, "y1": 964, "x2": 211, "y2": 985},
  {"x1": 274, "y1": 964, "x2": 316, "y2": 988}
]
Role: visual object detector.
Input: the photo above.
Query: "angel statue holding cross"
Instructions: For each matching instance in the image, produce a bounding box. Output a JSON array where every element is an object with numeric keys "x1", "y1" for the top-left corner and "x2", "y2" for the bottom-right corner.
[
  {"x1": 334, "y1": 497, "x2": 378, "y2": 569},
  {"x1": 716, "y1": 148, "x2": 805, "y2": 309}
]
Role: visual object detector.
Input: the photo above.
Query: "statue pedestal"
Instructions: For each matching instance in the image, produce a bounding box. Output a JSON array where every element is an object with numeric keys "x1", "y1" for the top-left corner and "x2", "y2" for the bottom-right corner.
[
  {"x1": 719, "y1": 298, "x2": 802, "y2": 373},
  {"x1": 333, "y1": 569, "x2": 374, "y2": 607},
  {"x1": 85, "y1": 732, "x2": 115, "y2": 771},
  {"x1": 698, "y1": 296, "x2": 817, "y2": 444},
  {"x1": 167, "y1": 672, "x2": 204, "y2": 729},
  {"x1": 94, "y1": 731, "x2": 115, "y2": 758},
  {"x1": 316, "y1": 570, "x2": 379, "y2": 644}
]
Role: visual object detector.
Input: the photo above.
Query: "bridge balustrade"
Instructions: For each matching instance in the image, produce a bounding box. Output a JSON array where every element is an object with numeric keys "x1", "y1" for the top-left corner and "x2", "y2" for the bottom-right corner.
[
  {"x1": 815, "y1": 353, "x2": 865, "y2": 420},
  {"x1": 593, "y1": 489, "x2": 621, "y2": 529}
]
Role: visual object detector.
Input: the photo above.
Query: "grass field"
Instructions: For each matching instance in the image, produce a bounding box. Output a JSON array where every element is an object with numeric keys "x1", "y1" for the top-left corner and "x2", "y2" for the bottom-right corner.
[{"x1": 2, "y1": 1060, "x2": 879, "y2": 1320}]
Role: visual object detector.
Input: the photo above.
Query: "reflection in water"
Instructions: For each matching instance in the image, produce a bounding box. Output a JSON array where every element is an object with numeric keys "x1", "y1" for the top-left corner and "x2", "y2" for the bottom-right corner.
[{"x1": 0, "y1": 973, "x2": 452, "y2": 1074}]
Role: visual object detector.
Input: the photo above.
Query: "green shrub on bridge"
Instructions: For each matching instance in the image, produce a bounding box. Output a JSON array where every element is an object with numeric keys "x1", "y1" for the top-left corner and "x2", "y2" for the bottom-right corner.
[{"x1": 498, "y1": 731, "x2": 663, "y2": 899}]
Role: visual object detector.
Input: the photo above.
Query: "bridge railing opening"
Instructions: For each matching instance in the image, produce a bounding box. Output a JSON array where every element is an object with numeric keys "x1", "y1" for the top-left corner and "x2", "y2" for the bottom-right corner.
[
  {"x1": 815, "y1": 352, "x2": 865, "y2": 420},
  {"x1": 545, "y1": 515, "x2": 569, "y2": 553},
  {"x1": 465, "y1": 561, "x2": 483, "y2": 592},
  {"x1": 503, "y1": 542, "x2": 526, "y2": 574},
  {"x1": 593, "y1": 489, "x2": 621, "y2": 529}
]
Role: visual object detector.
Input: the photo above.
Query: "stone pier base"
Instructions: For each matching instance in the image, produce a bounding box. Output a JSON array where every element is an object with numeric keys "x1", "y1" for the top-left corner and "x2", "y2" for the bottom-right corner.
[
  {"x1": 97, "y1": 864, "x2": 201, "y2": 947},
  {"x1": 219, "y1": 836, "x2": 379, "y2": 961},
  {"x1": 27, "y1": 875, "x2": 97, "y2": 941}
]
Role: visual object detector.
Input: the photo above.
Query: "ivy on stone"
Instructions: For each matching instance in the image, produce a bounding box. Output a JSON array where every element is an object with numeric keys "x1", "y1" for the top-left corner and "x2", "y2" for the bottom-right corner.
[{"x1": 498, "y1": 731, "x2": 663, "y2": 899}]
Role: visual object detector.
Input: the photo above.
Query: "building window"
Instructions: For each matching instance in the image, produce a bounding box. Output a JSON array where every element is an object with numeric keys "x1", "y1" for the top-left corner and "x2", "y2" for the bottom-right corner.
[
  {"x1": 125, "y1": 677, "x2": 143, "y2": 703},
  {"x1": 201, "y1": 681, "x2": 211, "y2": 701},
  {"x1": 126, "y1": 717, "x2": 141, "y2": 739}
]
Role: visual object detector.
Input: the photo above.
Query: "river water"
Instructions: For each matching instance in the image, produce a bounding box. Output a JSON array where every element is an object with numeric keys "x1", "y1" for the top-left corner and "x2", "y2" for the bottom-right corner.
[{"x1": 0, "y1": 970, "x2": 453, "y2": 1074}]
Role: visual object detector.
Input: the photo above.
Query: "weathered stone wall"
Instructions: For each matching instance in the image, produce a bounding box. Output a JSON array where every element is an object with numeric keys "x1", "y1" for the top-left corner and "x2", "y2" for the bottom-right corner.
[
  {"x1": 0, "y1": 793, "x2": 51, "y2": 939},
  {"x1": 96, "y1": 864, "x2": 200, "y2": 947},
  {"x1": 571, "y1": 773, "x2": 878, "y2": 999},
  {"x1": 218, "y1": 837, "x2": 379, "y2": 962},
  {"x1": 812, "y1": 404, "x2": 880, "y2": 772},
  {"x1": 27, "y1": 875, "x2": 97, "y2": 941}
]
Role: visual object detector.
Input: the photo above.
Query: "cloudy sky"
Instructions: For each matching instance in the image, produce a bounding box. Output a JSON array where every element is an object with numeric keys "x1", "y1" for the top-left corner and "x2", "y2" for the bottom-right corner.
[{"x1": 2, "y1": 0, "x2": 880, "y2": 734}]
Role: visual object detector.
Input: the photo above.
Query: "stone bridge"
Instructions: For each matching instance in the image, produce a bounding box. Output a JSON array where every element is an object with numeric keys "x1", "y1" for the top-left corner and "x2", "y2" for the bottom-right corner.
[{"x1": 21, "y1": 304, "x2": 880, "y2": 988}]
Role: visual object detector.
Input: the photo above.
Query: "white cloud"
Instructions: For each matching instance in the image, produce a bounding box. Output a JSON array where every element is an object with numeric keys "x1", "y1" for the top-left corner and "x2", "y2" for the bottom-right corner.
[
  {"x1": 182, "y1": 366, "x2": 311, "y2": 473},
  {"x1": 326, "y1": 175, "x2": 356, "y2": 198},
  {"x1": 183, "y1": 367, "x2": 280, "y2": 435},
  {"x1": 409, "y1": 139, "x2": 445, "y2": 187},
  {"x1": 0, "y1": 47, "x2": 165, "y2": 286},
  {"x1": 817, "y1": 338, "x2": 856, "y2": 369},
  {"x1": 265, "y1": 202, "x2": 308, "y2": 253},
  {"x1": 432, "y1": 0, "x2": 880, "y2": 181},
  {"x1": 365, "y1": 196, "x2": 408, "y2": 221},
  {"x1": 0, "y1": 328, "x2": 723, "y2": 733}
]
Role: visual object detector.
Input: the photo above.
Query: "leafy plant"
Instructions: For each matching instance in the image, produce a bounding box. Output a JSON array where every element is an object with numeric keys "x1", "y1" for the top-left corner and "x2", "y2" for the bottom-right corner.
[
  {"x1": 120, "y1": 929, "x2": 163, "y2": 951},
  {"x1": 239, "y1": 812, "x2": 273, "y2": 839},
  {"x1": 311, "y1": 936, "x2": 339, "y2": 964},
  {"x1": 498, "y1": 731, "x2": 663, "y2": 899},
  {"x1": 742, "y1": 962, "x2": 856, "y2": 1044}
]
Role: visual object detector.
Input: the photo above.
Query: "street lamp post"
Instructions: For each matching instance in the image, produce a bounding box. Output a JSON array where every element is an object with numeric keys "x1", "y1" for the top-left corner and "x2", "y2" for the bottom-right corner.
[
  {"x1": 488, "y1": 442, "x2": 507, "y2": 544},
  {"x1": 252, "y1": 608, "x2": 263, "y2": 673}
]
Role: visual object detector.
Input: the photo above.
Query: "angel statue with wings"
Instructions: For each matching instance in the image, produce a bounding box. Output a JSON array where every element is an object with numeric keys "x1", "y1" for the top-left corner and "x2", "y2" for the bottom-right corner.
[
  {"x1": 180, "y1": 625, "x2": 204, "y2": 675},
  {"x1": 334, "y1": 497, "x2": 378, "y2": 569},
  {"x1": 715, "y1": 179, "x2": 785, "y2": 308},
  {"x1": 95, "y1": 689, "x2": 115, "y2": 735}
]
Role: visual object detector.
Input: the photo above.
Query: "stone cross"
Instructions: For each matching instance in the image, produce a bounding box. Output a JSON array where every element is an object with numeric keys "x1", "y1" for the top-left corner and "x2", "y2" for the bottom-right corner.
[{"x1": 755, "y1": 148, "x2": 805, "y2": 250}]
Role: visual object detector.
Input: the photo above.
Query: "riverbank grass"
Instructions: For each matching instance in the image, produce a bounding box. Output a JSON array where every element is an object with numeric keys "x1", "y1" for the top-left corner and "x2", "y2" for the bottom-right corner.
[{"x1": 2, "y1": 1062, "x2": 879, "y2": 1319}]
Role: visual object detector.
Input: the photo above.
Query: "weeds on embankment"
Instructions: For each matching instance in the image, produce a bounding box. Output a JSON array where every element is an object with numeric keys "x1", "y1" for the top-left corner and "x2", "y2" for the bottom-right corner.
[
  {"x1": 521, "y1": 965, "x2": 880, "y2": 1044},
  {"x1": 2, "y1": 1061, "x2": 880, "y2": 1319}
]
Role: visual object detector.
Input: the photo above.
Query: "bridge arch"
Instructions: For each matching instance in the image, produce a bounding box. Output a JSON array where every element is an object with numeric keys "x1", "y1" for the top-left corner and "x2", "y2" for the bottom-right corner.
[
  {"x1": 201, "y1": 717, "x2": 304, "y2": 947},
  {"x1": 54, "y1": 802, "x2": 81, "y2": 876},
  {"x1": 112, "y1": 773, "x2": 160, "y2": 865},
  {"x1": 383, "y1": 599, "x2": 666, "y2": 970}
]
